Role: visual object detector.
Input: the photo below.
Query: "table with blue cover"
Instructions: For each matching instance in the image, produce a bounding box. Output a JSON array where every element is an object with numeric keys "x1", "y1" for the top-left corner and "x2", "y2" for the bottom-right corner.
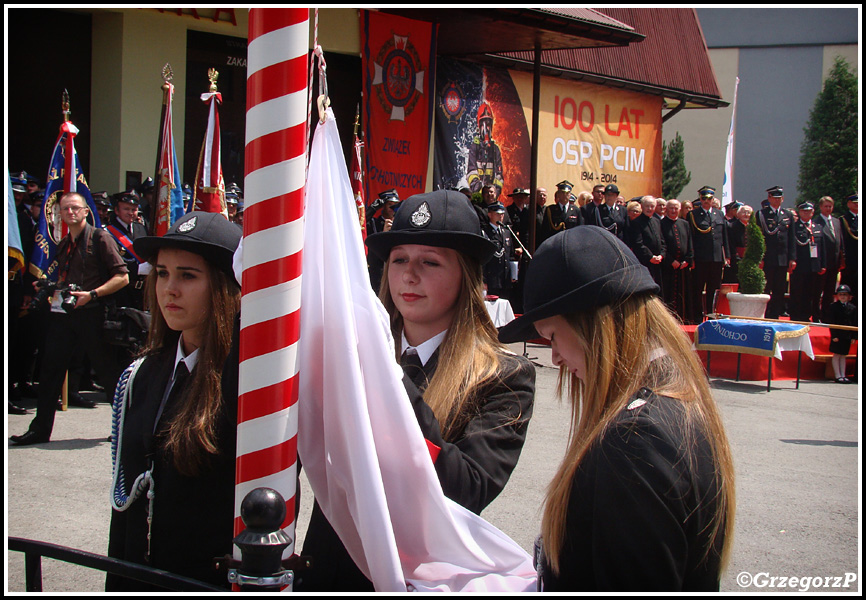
[{"x1": 694, "y1": 319, "x2": 814, "y2": 391}]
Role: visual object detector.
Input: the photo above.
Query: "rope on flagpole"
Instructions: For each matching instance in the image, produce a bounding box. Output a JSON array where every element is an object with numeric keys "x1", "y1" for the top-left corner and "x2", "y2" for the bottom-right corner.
[{"x1": 239, "y1": 7, "x2": 309, "y2": 569}]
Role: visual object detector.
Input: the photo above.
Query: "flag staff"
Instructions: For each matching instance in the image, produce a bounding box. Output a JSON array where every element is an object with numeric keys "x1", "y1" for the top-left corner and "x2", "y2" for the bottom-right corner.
[
  {"x1": 151, "y1": 64, "x2": 173, "y2": 234},
  {"x1": 235, "y1": 7, "x2": 309, "y2": 586}
]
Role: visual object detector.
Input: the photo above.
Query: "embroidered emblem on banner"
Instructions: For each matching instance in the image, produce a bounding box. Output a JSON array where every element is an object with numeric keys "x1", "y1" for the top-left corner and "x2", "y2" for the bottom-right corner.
[
  {"x1": 43, "y1": 187, "x2": 66, "y2": 245},
  {"x1": 410, "y1": 202, "x2": 432, "y2": 228},
  {"x1": 178, "y1": 216, "x2": 197, "y2": 233},
  {"x1": 373, "y1": 34, "x2": 425, "y2": 121},
  {"x1": 440, "y1": 81, "x2": 465, "y2": 124}
]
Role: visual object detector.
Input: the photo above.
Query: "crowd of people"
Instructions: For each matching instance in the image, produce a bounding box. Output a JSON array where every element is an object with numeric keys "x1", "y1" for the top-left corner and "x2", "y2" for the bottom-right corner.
[
  {"x1": 369, "y1": 181, "x2": 858, "y2": 333},
  {"x1": 6, "y1": 160, "x2": 857, "y2": 591},
  {"x1": 8, "y1": 170, "x2": 245, "y2": 418}
]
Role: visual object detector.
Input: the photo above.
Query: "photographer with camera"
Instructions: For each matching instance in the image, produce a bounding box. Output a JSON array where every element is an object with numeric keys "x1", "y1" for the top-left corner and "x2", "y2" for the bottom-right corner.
[{"x1": 11, "y1": 192, "x2": 129, "y2": 446}]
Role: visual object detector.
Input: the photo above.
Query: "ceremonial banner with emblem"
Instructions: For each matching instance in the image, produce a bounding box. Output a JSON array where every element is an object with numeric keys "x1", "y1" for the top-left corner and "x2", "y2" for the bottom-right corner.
[
  {"x1": 154, "y1": 80, "x2": 185, "y2": 236},
  {"x1": 361, "y1": 10, "x2": 436, "y2": 202},
  {"x1": 31, "y1": 120, "x2": 100, "y2": 280}
]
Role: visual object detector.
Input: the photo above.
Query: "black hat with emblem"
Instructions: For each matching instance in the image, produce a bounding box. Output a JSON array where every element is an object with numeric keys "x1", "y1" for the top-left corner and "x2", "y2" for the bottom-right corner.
[
  {"x1": 498, "y1": 226, "x2": 658, "y2": 343},
  {"x1": 365, "y1": 189, "x2": 496, "y2": 263},
  {"x1": 767, "y1": 186, "x2": 784, "y2": 197},
  {"x1": 134, "y1": 211, "x2": 242, "y2": 285}
]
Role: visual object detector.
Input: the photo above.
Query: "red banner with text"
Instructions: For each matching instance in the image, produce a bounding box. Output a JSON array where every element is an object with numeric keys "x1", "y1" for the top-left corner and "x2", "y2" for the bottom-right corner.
[{"x1": 362, "y1": 10, "x2": 436, "y2": 204}]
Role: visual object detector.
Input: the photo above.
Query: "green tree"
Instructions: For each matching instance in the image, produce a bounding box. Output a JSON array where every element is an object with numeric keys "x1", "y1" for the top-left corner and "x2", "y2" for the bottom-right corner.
[
  {"x1": 797, "y1": 56, "x2": 858, "y2": 212},
  {"x1": 738, "y1": 213, "x2": 767, "y2": 295},
  {"x1": 661, "y1": 132, "x2": 691, "y2": 199}
]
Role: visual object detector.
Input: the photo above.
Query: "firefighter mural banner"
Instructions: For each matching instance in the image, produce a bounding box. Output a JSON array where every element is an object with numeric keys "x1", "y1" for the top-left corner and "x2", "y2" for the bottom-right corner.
[
  {"x1": 434, "y1": 59, "x2": 663, "y2": 202},
  {"x1": 362, "y1": 11, "x2": 437, "y2": 203}
]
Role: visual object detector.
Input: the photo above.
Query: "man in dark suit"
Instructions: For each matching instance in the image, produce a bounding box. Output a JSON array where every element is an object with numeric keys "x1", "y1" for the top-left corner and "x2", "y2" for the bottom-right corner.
[
  {"x1": 815, "y1": 196, "x2": 844, "y2": 320},
  {"x1": 601, "y1": 183, "x2": 628, "y2": 240},
  {"x1": 106, "y1": 191, "x2": 148, "y2": 310},
  {"x1": 839, "y1": 193, "x2": 858, "y2": 297},
  {"x1": 688, "y1": 186, "x2": 729, "y2": 321},
  {"x1": 539, "y1": 180, "x2": 582, "y2": 245},
  {"x1": 626, "y1": 196, "x2": 666, "y2": 293},
  {"x1": 757, "y1": 185, "x2": 795, "y2": 319},
  {"x1": 660, "y1": 199, "x2": 694, "y2": 323},
  {"x1": 789, "y1": 202, "x2": 826, "y2": 322}
]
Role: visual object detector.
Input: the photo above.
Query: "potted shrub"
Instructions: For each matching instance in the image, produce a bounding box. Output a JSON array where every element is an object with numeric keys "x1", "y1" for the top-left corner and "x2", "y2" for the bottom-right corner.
[{"x1": 727, "y1": 212, "x2": 770, "y2": 318}]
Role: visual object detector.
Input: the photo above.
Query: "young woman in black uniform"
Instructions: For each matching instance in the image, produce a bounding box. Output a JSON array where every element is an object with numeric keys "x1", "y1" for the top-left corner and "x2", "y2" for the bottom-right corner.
[
  {"x1": 106, "y1": 212, "x2": 242, "y2": 590},
  {"x1": 296, "y1": 189, "x2": 536, "y2": 591},
  {"x1": 500, "y1": 226, "x2": 735, "y2": 591}
]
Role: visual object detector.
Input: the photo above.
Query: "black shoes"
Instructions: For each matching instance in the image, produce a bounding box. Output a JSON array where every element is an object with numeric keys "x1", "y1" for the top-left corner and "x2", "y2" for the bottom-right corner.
[
  {"x1": 10, "y1": 431, "x2": 50, "y2": 446},
  {"x1": 58, "y1": 393, "x2": 98, "y2": 409},
  {"x1": 8, "y1": 401, "x2": 29, "y2": 415}
]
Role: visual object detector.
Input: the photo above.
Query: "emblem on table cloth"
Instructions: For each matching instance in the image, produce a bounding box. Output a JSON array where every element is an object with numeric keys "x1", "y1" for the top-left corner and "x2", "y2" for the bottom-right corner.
[
  {"x1": 439, "y1": 80, "x2": 465, "y2": 124},
  {"x1": 410, "y1": 202, "x2": 432, "y2": 228},
  {"x1": 178, "y1": 216, "x2": 197, "y2": 233},
  {"x1": 372, "y1": 33, "x2": 425, "y2": 121}
]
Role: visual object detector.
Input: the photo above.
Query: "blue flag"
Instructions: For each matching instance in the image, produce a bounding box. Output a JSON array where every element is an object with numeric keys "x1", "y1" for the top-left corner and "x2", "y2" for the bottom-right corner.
[{"x1": 31, "y1": 121, "x2": 101, "y2": 280}]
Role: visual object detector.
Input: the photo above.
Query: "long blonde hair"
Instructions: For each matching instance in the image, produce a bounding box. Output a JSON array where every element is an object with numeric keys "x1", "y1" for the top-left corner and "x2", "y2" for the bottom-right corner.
[
  {"x1": 141, "y1": 258, "x2": 241, "y2": 476},
  {"x1": 541, "y1": 294, "x2": 735, "y2": 575},
  {"x1": 379, "y1": 250, "x2": 512, "y2": 440}
]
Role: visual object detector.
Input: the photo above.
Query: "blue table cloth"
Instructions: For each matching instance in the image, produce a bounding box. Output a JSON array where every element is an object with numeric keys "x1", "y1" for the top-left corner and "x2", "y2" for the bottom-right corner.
[{"x1": 695, "y1": 319, "x2": 813, "y2": 360}]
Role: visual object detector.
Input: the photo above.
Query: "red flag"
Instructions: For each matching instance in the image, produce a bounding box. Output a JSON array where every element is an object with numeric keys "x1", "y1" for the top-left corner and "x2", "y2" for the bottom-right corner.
[
  {"x1": 192, "y1": 78, "x2": 227, "y2": 217},
  {"x1": 361, "y1": 10, "x2": 436, "y2": 203},
  {"x1": 352, "y1": 132, "x2": 367, "y2": 248},
  {"x1": 154, "y1": 81, "x2": 184, "y2": 236}
]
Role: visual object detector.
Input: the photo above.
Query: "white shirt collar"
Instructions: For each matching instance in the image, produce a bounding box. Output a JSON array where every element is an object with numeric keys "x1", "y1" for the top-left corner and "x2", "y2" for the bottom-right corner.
[
  {"x1": 174, "y1": 336, "x2": 200, "y2": 376},
  {"x1": 401, "y1": 329, "x2": 447, "y2": 367}
]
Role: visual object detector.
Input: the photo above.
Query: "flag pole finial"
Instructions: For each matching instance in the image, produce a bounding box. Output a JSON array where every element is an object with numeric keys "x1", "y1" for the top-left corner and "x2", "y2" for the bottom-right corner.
[
  {"x1": 162, "y1": 63, "x2": 174, "y2": 86},
  {"x1": 208, "y1": 68, "x2": 219, "y2": 93},
  {"x1": 62, "y1": 89, "x2": 71, "y2": 122}
]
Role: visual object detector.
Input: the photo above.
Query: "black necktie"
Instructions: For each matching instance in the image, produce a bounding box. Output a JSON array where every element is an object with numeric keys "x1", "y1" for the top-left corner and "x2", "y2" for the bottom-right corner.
[
  {"x1": 154, "y1": 361, "x2": 190, "y2": 435},
  {"x1": 400, "y1": 350, "x2": 426, "y2": 388}
]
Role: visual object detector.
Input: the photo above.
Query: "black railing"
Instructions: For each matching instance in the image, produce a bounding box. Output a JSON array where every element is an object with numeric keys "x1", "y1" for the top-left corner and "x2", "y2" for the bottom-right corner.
[
  {"x1": 9, "y1": 487, "x2": 305, "y2": 592},
  {"x1": 8, "y1": 537, "x2": 226, "y2": 592}
]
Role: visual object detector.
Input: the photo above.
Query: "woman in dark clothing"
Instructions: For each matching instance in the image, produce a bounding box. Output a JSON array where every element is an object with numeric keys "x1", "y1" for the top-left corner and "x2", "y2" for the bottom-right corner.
[
  {"x1": 106, "y1": 212, "x2": 242, "y2": 590},
  {"x1": 500, "y1": 226, "x2": 735, "y2": 592},
  {"x1": 296, "y1": 189, "x2": 536, "y2": 591}
]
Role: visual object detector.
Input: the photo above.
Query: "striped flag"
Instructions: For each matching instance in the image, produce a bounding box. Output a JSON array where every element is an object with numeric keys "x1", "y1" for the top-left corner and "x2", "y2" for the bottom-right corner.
[
  {"x1": 191, "y1": 81, "x2": 227, "y2": 217},
  {"x1": 31, "y1": 119, "x2": 100, "y2": 280},
  {"x1": 153, "y1": 81, "x2": 185, "y2": 236}
]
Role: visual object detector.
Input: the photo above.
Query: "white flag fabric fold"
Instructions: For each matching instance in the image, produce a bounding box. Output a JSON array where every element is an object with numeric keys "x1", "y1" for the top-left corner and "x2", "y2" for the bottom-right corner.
[{"x1": 298, "y1": 108, "x2": 536, "y2": 592}]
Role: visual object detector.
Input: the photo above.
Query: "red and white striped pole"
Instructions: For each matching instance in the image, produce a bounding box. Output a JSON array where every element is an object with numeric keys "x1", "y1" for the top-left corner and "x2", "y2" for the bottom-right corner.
[{"x1": 236, "y1": 7, "x2": 309, "y2": 561}]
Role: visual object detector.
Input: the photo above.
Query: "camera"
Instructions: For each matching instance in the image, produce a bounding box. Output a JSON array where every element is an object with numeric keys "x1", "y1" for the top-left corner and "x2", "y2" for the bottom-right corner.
[{"x1": 29, "y1": 280, "x2": 81, "y2": 313}]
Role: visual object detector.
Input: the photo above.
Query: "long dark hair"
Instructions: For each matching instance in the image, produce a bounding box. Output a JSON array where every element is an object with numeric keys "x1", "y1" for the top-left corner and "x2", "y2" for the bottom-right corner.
[{"x1": 141, "y1": 256, "x2": 240, "y2": 476}]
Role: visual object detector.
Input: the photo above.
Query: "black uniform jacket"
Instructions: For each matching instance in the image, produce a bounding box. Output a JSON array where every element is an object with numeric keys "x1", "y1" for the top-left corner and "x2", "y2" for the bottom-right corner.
[
  {"x1": 297, "y1": 349, "x2": 536, "y2": 592},
  {"x1": 689, "y1": 206, "x2": 729, "y2": 263},
  {"x1": 106, "y1": 348, "x2": 237, "y2": 591},
  {"x1": 541, "y1": 389, "x2": 724, "y2": 592},
  {"x1": 792, "y1": 220, "x2": 825, "y2": 273},
  {"x1": 540, "y1": 202, "x2": 582, "y2": 244},
  {"x1": 758, "y1": 206, "x2": 795, "y2": 267}
]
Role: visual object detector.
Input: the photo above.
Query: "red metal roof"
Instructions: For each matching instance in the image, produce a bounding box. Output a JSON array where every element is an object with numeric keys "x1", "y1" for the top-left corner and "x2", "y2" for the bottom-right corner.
[{"x1": 494, "y1": 8, "x2": 725, "y2": 108}]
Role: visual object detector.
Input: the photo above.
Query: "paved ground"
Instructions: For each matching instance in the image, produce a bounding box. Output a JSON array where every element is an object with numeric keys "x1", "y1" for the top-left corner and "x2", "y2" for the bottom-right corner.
[{"x1": 5, "y1": 342, "x2": 861, "y2": 593}]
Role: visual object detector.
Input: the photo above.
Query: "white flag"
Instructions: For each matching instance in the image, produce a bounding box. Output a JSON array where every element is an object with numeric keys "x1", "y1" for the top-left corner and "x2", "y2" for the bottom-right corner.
[
  {"x1": 721, "y1": 76, "x2": 740, "y2": 207},
  {"x1": 298, "y1": 108, "x2": 536, "y2": 592}
]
